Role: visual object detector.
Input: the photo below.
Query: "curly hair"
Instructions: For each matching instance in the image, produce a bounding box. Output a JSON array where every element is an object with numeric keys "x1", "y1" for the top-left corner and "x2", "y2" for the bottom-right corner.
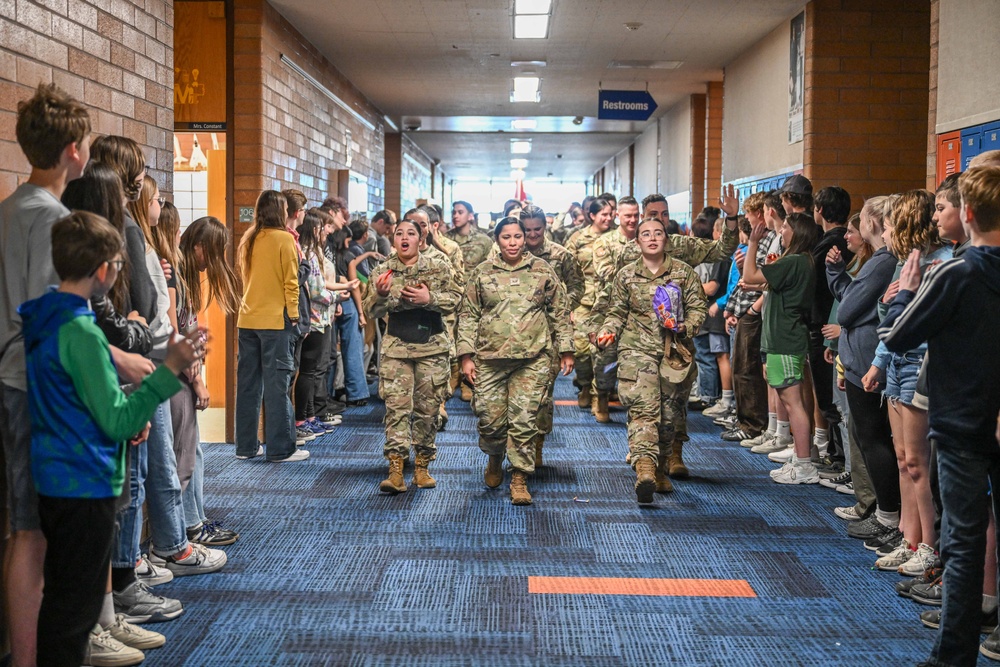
[{"x1": 889, "y1": 189, "x2": 939, "y2": 259}]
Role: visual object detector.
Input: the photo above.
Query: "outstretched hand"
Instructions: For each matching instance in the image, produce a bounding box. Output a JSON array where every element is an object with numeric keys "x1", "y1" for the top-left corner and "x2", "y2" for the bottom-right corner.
[{"x1": 718, "y1": 184, "x2": 740, "y2": 218}]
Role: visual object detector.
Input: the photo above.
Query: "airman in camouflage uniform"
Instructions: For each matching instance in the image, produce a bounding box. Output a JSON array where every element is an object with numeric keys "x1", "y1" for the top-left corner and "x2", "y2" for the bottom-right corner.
[
  {"x1": 519, "y1": 206, "x2": 584, "y2": 465},
  {"x1": 447, "y1": 224, "x2": 493, "y2": 274},
  {"x1": 458, "y1": 224, "x2": 573, "y2": 505},
  {"x1": 564, "y1": 202, "x2": 614, "y2": 408},
  {"x1": 365, "y1": 235, "x2": 461, "y2": 494},
  {"x1": 598, "y1": 236, "x2": 708, "y2": 504}
]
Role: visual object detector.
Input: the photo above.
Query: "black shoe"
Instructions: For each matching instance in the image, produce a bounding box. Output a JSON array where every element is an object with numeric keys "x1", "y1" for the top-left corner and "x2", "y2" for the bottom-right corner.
[
  {"x1": 187, "y1": 520, "x2": 239, "y2": 546},
  {"x1": 816, "y1": 460, "x2": 846, "y2": 477},
  {"x1": 866, "y1": 528, "x2": 903, "y2": 553},
  {"x1": 347, "y1": 399, "x2": 368, "y2": 407},
  {"x1": 847, "y1": 514, "x2": 892, "y2": 540},
  {"x1": 982, "y1": 626, "x2": 1000, "y2": 661},
  {"x1": 721, "y1": 427, "x2": 755, "y2": 442},
  {"x1": 896, "y1": 565, "x2": 944, "y2": 598},
  {"x1": 911, "y1": 577, "x2": 944, "y2": 606},
  {"x1": 688, "y1": 399, "x2": 712, "y2": 411},
  {"x1": 920, "y1": 607, "x2": 997, "y2": 634}
]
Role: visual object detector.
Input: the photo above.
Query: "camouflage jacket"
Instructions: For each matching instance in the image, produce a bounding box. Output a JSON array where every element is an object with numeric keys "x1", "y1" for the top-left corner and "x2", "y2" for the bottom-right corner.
[
  {"x1": 527, "y1": 238, "x2": 585, "y2": 311},
  {"x1": 446, "y1": 227, "x2": 494, "y2": 277},
  {"x1": 365, "y1": 253, "x2": 461, "y2": 359},
  {"x1": 564, "y1": 225, "x2": 610, "y2": 308},
  {"x1": 435, "y1": 233, "x2": 466, "y2": 284},
  {"x1": 457, "y1": 253, "x2": 573, "y2": 360},
  {"x1": 599, "y1": 255, "x2": 708, "y2": 361}
]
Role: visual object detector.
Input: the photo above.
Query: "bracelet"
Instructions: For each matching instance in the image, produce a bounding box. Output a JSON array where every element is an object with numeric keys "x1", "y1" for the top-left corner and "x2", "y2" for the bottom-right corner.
[{"x1": 747, "y1": 306, "x2": 759, "y2": 316}]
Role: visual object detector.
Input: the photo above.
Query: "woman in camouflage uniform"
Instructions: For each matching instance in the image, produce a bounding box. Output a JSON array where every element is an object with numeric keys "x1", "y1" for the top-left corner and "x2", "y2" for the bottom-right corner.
[
  {"x1": 365, "y1": 219, "x2": 461, "y2": 494},
  {"x1": 458, "y1": 217, "x2": 574, "y2": 506},
  {"x1": 597, "y1": 216, "x2": 708, "y2": 504}
]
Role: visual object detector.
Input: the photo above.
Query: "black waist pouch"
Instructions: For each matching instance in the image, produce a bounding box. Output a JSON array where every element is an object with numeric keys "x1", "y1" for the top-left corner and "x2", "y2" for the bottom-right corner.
[{"x1": 387, "y1": 308, "x2": 444, "y2": 344}]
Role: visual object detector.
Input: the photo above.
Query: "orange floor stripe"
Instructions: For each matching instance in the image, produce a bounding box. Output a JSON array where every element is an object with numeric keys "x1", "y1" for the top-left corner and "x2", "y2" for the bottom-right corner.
[
  {"x1": 528, "y1": 576, "x2": 757, "y2": 598},
  {"x1": 553, "y1": 400, "x2": 622, "y2": 407}
]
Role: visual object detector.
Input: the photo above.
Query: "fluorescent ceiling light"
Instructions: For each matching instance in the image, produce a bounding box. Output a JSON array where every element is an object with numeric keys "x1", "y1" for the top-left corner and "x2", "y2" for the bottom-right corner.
[
  {"x1": 511, "y1": 169, "x2": 527, "y2": 180},
  {"x1": 515, "y1": 0, "x2": 551, "y2": 14},
  {"x1": 514, "y1": 14, "x2": 549, "y2": 39},
  {"x1": 510, "y1": 158, "x2": 529, "y2": 169},
  {"x1": 510, "y1": 140, "x2": 532, "y2": 154},
  {"x1": 511, "y1": 60, "x2": 546, "y2": 67},
  {"x1": 511, "y1": 76, "x2": 540, "y2": 103},
  {"x1": 511, "y1": 119, "x2": 537, "y2": 130}
]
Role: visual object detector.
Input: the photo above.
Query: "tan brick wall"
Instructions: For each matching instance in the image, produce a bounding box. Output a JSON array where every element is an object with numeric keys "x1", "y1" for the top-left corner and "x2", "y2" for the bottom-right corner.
[
  {"x1": 804, "y1": 0, "x2": 931, "y2": 210},
  {"x1": 689, "y1": 93, "x2": 707, "y2": 216},
  {"x1": 0, "y1": 0, "x2": 174, "y2": 199},
  {"x1": 705, "y1": 81, "x2": 724, "y2": 211},
  {"x1": 927, "y1": 0, "x2": 938, "y2": 188},
  {"x1": 232, "y1": 0, "x2": 386, "y2": 239}
]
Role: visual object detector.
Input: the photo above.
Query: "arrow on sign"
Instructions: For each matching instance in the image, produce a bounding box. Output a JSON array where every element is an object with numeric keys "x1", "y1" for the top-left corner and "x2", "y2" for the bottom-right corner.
[{"x1": 598, "y1": 90, "x2": 658, "y2": 121}]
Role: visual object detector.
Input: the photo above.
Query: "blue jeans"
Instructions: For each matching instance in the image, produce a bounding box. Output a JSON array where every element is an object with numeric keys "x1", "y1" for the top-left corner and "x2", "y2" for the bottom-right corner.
[
  {"x1": 182, "y1": 441, "x2": 205, "y2": 530},
  {"x1": 335, "y1": 299, "x2": 370, "y2": 402},
  {"x1": 236, "y1": 326, "x2": 298, "y2": 460},
  {"x1": 929, "y1": 441, "x2": 1000, "y2": 667},
  {"x1": 144, "y1": 401, "x2": 188, "y2": 554},
  {"x1": 113, "y1": 439, "x2": 145, "y2": 568},
  {"x1": 693, "y1": 333, "x2": 720, "y2": 402}
]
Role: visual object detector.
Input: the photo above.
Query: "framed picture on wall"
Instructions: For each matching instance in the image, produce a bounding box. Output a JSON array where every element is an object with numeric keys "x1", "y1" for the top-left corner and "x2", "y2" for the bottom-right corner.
[{"x1": 789, "y1": 11, "x2": 805, "y2": 144}]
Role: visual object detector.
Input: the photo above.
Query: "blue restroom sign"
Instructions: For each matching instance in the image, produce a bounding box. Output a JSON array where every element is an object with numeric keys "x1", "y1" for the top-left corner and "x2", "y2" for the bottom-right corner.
[{"x1": 598, "y1": 90, "x2": 658, "y2": 121}]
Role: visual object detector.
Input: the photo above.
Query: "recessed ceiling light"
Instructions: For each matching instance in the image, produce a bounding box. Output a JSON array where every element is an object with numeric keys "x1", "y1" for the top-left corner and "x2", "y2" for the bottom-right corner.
[
  {"x1": 511, "y1": 60, "x2": 547, "y2": 67},
  {"x1": 514, "y1": 14, "x2": 549, "y2": 39},
  {"x1": 511, "y1": 140, "x2": 532, "y2": 154},
  {"x1": 511, "y1": 76, "x2": 540, "y2": 103},
  {"x1": 511, "y1": 119, "x2": 537, "y2": 130},
  {"x1": 515, "y1": 0, "x2": 551, "y2": 15},
  {"x1": 608, "y1": 60, "x2": 683, "y2": 69},
  {"x1": 511, "y1": 169, "x2": 527, "y2": 180},
  {"x1": 510, "y1": 158, "x2": 528, "y2": 169}
]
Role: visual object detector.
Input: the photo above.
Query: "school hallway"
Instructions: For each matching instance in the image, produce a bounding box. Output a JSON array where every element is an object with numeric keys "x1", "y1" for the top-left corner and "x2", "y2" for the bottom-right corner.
[{"x1": 141, "y1": 374, "x2": 967, "y2": 666}]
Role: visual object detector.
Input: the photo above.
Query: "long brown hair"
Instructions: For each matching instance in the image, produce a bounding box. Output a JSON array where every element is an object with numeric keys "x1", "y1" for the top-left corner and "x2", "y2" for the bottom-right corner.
[
  {"x1": 240, "y1": 190, "x2": 287, "y2": 280},
  {"x1": 90, "y1": 135, "x2": 145, "y2": 202},
  {"x1": 151, "y1": 201, "x2": 184, "y2": 302},
  {"x1": 781, "y1": 212, "x2": 820, "y2": 260},
  {"x1": 890, "y1": 189, "x2": 939, "y2": 259},
  {"x1": 299, "y1": 208, "x2": 333, "y2": 273},
  {"x1": 127, "y1": 174, "x2": 158, "y2": 244},
  {"x1": 845, "y1": 213, "x2": 874, "y2": 276},
  {"x1": 180, "y1": 216, "x2": 240, "y2": 315}
]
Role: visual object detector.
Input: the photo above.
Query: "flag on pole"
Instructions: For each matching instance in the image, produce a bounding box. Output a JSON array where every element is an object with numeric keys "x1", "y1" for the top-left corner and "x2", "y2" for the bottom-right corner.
[{"x1": 514, "y1": 179, "x2": 527, "y2": 203}]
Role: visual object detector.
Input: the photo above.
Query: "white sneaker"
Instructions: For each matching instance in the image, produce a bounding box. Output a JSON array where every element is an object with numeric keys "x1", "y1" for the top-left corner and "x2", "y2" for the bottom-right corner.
[
  {"x1": 833, "y1": 505, "x2": 864, "y2": 521},
  {"x1": 767, "y1": 446, "x2": 796, "y2": 463},
  {"x1": 740, "y1": 431, "x2": 774, "y2": 449},
  {"x1": 150, "y1": 542, "x2": 227, "y2": 576},
  {"x1": 771, "y1": 462, "x2": 820, "y2": 485},
  {"x1": 135, "y1": 555, "x2": 173, "y2": 587},
  {"x1": 107, "y1": 614, "x2": 166, "y2": 649},
  {"x1": 751, "y1": 434, "x2": 792, "y2": 454},
  {"x1": 236, "y1": 445, "x2": 264, "y2": 460},
  {"x1": 875, "y1": 539, "x2": 913, "y2": 571},
  {"x1": 84, "y1": 623, "x2": 145, "y2": 666},
  {"x1": 702, "y1": 400, "x2": 732, "y2": 418},
  {"x1": 271, "y1": 449, "x2": 310, "y2": 462},
  {"x1": 769, "y1": 460, "x2": 794, "y2": 479},
  {"x1": 899, "y1": 543, "x2": 938, "y2": 576}
]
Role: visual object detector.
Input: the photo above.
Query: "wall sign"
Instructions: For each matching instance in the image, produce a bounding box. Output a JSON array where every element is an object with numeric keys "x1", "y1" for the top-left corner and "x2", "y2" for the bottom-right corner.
[
  {"x1": 239, "y1": 207, "x2": 255, "y2": 223},
  {"x1": 598, "y1": 90, "x2": 658, "y2": 121}
]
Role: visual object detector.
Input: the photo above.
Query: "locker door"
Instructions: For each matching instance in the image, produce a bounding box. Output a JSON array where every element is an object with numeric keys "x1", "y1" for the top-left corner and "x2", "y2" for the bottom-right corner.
[
  {"x1": 937, "y1": 131, "x2": 961, "y2": 185},
  {"x1": 962, "y1": 126, "x2": 983, "y2": 170}
]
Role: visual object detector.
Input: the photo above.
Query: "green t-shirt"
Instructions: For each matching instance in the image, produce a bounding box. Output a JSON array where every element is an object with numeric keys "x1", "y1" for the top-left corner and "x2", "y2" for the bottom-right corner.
[{"x1": 760, "y1": 253, "x2": 815, "y2": 355}]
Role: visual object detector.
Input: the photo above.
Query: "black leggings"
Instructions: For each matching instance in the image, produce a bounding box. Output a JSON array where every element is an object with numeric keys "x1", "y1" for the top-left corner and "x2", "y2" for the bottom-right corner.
[
  {"x1": 294, "y1": 328, "x2": 331, "y2": 421},
  {"x1": 845, "y1": 380, "x2": 900, "y2": 513}
]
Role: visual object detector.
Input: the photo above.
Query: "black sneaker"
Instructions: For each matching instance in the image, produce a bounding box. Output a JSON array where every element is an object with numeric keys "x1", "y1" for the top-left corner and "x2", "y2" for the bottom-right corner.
[
  {"x1": 347, "y1": 399, "x2": 368, "y2": 407},
  {"x1": 865, "y1": 528, "x2": 903, "y2": 552},
  {"x1": 820, "y1": 471, "x2": 851, "y2": 489},
  {"x1": 920, "y1": 607, "x2": 997, "y2": 634},
  {"x1": 982, "y1": 626, "x2": 1000, "y2": 661},
  {"x1": 714, "y1": 413, "x2": 738, "y2": 428},
  {"x1": 721, "y1": 427, "x2": 756, "y2": 442},
  {"x1": 187, "y1": 520, "x2": 239, "y2": 547},
  {"x1": 688, "y1": 398, "x2": 712, "y2": 411},
  {"x1": 911, "y1": 577, "x2": 944, "y2": 606},
  {"x1": 847, "y1": 514, "x2": 892, "y2": 540},
  {"x1": 873, "y1": 530, "x2": 905, "y2": 556},
  {"x1": 815, "y1": 459, "x2": 845, "y2": 476},
  {"x1": 896, "y1": 565, "x2": 944, "y2": 598}
]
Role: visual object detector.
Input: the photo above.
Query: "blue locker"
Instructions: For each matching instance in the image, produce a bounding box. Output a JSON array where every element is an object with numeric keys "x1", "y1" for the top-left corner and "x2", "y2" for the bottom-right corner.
[
  {"x1": 982, "y1": 122, "x2": 1000, "y2": 153},
  {"x1": 962, "y1": 126, "x2": 983, "y2": 170}
]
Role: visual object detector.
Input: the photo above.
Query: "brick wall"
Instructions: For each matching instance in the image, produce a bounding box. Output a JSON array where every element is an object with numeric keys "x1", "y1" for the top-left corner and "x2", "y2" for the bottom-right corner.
[
  {"x1": 0, "y1": 0, "x2": 174, "y2": 199},
  {"x1": 689, "y1": 93, "x2": 707, "y2": 215},
  {"x1": 232, "y1": 0, "x2": 386, "y2": 239},
  {"x1": 804, "y1": 0, "x2": 931, "y2": 209},
  {"x1": 704, "y1": 81, "x2": 724, "y2": 211},
  {"x1": 927, "y1": 0, "x2": 939, "y2": 188}
]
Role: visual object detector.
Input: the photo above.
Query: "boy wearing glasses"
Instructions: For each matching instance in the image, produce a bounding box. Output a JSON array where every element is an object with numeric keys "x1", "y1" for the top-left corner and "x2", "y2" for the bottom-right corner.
[{"x1": 19, "y1": 210, "x2": 201, "y2": 666}]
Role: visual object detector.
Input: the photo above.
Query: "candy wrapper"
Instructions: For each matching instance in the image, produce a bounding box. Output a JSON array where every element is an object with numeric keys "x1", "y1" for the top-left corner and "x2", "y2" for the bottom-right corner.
[{"x1": 653, "y1": 282, "x2": 683, "y2": 331}]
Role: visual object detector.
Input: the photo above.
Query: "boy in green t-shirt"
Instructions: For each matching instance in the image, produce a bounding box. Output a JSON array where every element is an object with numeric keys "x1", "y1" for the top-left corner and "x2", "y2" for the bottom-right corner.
[{"x1": 744, "y1": 212, "x2": 820, "y2": 485}]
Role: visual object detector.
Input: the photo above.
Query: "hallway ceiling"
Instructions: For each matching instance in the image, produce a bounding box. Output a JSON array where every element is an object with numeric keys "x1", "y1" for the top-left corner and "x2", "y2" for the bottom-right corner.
[{"x1": 268, "y1": 0, "x2": 807, "y2": 183}]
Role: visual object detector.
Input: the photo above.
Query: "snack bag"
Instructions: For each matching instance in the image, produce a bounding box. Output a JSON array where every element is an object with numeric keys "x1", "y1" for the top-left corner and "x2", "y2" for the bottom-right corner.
[{"x1": 653, "y1": 282, "x2": 683, "y2": 331}]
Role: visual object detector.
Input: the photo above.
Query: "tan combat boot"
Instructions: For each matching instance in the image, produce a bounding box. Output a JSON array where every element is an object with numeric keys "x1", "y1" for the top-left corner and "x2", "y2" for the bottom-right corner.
[
  {"x1": 414, "y1": 454, "x2": 436, "y2": 488},
  {"x1": 510, "y1": 471, "x2": 532, "y2": 505},
  {"x1": 577, "y1": 385, "x2": 592, "y2": 409},
  {"x1": 668, "y1": 441, "x2": 690, "y2": 479},
  {"x1": 484, "y1": 455, "x2": 504, "y2": 488},
  {"x1": 534, "y1": 434, "x2": 545, "y2": 468},
  {"x1": 460, "y1": 384, "x2": 473, "y2": 402},
  {"x1": 594, "y1": 392, "x2": 611, "y2": 423},
  {"x1": 379, "y1": 454, "x2": 407, "y2": 494},
  {"x1": 655, "y1": 455, "x2": 674, "y2": 494},
  {"x1": 438, "y1": 403, "x2": 449, "y2": 430},
  {"x1": 634, "y1": 457, "x2": 657, "y2": 504}
]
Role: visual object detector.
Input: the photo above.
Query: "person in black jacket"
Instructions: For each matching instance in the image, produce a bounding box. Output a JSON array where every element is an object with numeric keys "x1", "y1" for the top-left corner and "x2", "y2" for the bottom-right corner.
[{"x1": 882, "y1": 166, "x2": 1000, "y2": 667}]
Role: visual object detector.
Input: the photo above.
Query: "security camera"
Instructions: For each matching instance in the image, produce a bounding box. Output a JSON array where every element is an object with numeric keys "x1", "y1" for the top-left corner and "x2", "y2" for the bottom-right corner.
[
  {"x1": 402, "y1": 118, "x2": 422, "y2": 131},
  {"x1": 572, "y1": 116, "x2": 584, "y2": 125}
]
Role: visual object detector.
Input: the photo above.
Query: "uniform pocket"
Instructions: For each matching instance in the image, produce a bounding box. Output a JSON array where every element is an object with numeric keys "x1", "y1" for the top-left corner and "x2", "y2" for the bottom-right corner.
[{"x1": 617, "y1": 354, "x2": 640, "y2": 382}]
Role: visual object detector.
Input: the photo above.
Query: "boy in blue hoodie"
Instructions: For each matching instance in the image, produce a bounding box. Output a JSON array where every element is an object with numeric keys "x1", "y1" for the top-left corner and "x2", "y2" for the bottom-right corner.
[
  {"x1": 19, "y1": 211, "x2": 203, "y2": 667},
  {"x1": 881, "y1": 166, "x2": 1000, "y2": 667}
]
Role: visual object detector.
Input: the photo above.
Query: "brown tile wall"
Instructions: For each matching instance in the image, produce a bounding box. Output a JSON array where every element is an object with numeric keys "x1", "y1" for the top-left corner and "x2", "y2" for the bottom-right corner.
[
  {"x1": 804, "y1": 0, "x2": 931, "y2": 210},
  {"x1": 232, "y1": 0, "x2": 386, "y2": 239},
  {"x1": 689, "y1": 93, "x2": 707, "y2": 215},
  {"x1": 705, "y1": 81, "x2": 724, "y2": 212},
  {"x1": 927, "y1": 0, "x2": 939, "y2": 188},
  {"x1": 0, "y1": 0, "x2": 174, "y2": 199}
]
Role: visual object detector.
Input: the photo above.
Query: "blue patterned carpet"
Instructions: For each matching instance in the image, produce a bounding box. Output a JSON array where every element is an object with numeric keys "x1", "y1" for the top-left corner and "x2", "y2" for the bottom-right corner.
[{"x1": 139, "y1": 375, "x2": 982, "y2": 666}]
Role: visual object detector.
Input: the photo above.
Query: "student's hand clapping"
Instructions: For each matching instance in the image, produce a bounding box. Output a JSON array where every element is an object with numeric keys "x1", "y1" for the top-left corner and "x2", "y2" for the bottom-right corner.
[
  {"x1": 826, "y1": 247, "x2": 842, "y2": 265},
  {"x1": 882, "y1": 280, "x2": 901, "y2": 304},
  {"x1": 898, "y1": 249, "x2": 923, "y2": 292},
  {"x1": 164, "y1": 326, "x2": 207, "y2": 376}
]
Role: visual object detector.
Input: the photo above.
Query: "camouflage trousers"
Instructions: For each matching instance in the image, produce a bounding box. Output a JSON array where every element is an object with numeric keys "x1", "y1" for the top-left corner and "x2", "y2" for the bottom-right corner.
[
  {"x1": 380, "y1": 353, "x2": 450, "y2": 459},
  {"x1": 593, "y1": 336, "x2": 619, "y2": 394},
  {"x1": 617, "y1": 348, "x2": 689, "y2": 467},
  {"x1": 572, "y1": 305, "x2": 593, "y2": 389},
  {"x1": 473, "y1": 355, "x2": 551, "y2": 474},
  {"x1": 535, "y1": 348, "x2": 560, "y2": 435}
]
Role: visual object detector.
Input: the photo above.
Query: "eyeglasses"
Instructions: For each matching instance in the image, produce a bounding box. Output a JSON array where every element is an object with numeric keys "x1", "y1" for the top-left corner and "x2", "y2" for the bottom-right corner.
[
  {"x1": 109, "y1": 258, "x2": 126, "y2": 271},
  {"x1": 157, "y1": 197, "x2": 166, "y2": 206}
]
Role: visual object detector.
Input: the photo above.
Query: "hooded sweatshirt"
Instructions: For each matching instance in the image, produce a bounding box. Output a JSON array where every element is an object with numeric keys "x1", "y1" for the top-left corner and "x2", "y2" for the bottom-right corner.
[
  {"x1": 880, "y1": 246, "x2": 1000, "y2": 451},
  {"x1": 19, "y1": 290, "x2": 181, "y2": 498}
]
